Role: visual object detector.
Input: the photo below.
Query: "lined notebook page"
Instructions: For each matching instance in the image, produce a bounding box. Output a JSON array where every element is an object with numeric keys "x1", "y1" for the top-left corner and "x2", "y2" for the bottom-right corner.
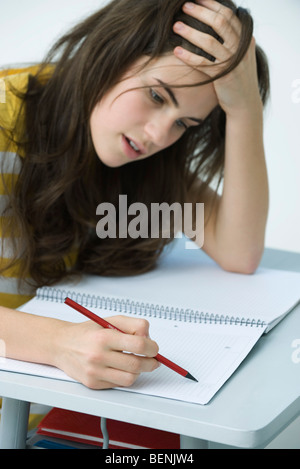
[
  {"x1": 115, "y1": 316, "x2": 265, "y2": 405},
  {"x1": 2, "y1": 299, "x2": 266, "y2": 405}
]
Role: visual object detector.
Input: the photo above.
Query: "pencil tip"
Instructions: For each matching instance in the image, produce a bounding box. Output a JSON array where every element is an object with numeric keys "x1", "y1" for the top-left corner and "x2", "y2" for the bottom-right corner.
[{"x1": 185, "y1": 372, "x2": 198, "y2": 382}]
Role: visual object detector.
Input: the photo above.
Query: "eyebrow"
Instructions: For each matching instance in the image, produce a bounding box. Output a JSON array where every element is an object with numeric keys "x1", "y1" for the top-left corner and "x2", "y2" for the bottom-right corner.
[
  {"x1": 155, "y1": 78, "x2": 179, "y2": 107},
  {"x1": 154, "y1": 78, "x2": 203, "y2": 125},
  {"x1": 187, "y1": 117, "x2": 203, "y2": 125}
]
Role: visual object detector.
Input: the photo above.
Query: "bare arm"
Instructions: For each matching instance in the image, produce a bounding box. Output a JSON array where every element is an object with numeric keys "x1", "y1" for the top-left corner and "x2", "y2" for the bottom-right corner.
[
  {"x1": 209, "y1": 105, "x2": 268, "y2": 273},
  {"x1": 0, "y1": 305, "x2": 159, "y2": 389},
  {"x1": 175, "y1": 1, "x2": 269, "y2": 273},
  {"x1": 190, "y1": 104, "x2": 268, "y2": 274}
]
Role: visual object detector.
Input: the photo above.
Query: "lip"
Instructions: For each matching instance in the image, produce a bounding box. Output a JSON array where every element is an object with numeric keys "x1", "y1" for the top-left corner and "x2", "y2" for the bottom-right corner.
[{"x1": 121, "y1": 135, "x2": 146, "y2": 160}]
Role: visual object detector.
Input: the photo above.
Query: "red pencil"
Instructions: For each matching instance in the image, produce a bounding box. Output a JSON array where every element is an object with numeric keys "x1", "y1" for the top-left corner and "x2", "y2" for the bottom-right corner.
[{"x1": 64, "y1": 297, "x2": 198, "y2": 382}]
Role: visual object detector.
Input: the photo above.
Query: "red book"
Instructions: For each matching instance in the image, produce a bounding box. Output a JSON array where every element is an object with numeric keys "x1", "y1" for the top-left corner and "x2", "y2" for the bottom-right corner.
[{"x1": 37, "y1": 408, "x2": 180, "y2": 449}]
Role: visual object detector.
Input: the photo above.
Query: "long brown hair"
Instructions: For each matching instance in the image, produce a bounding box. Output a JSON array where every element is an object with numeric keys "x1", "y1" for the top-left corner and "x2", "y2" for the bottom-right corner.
[{"x1": 1, "y1": 0, "x2": 270, "y2": 288}]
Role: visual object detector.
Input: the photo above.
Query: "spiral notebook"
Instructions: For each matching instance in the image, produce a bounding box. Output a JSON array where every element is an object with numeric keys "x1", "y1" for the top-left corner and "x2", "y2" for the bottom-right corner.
[{"x1": 2, "y1": 247, "x2": 300, "y2": 405}]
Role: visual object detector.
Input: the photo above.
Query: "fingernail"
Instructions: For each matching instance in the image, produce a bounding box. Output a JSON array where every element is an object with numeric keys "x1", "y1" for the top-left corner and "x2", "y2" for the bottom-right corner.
[
  {"x1": 174, "y1": 21, "x2": 184, "y2": 31},
  {"x1": 184, "y1": 2, "x2": 195, "y2": 9},
  {"x1": 174, "y1": 46, "x2": 184, "y2": 56}
]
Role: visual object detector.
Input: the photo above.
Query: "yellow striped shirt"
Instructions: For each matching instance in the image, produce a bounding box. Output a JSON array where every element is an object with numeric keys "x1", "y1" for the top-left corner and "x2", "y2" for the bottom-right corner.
[
  {"x1": 0, "y1": 66, "x2": 40, "y2": 308},
  {"x1": 0, "y1": 66, "x2": 54, "y2": 430}
]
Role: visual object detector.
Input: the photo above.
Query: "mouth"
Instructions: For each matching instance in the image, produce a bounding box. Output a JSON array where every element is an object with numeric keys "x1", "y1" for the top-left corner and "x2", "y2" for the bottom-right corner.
[{"x1": 122, "y1": 135, "x2": 146, "y2": 160}]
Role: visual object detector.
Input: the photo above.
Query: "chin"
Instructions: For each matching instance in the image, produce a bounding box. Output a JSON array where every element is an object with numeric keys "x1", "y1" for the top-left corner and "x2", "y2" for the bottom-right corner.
[{"x1": 95, "y1": 152, "x2": 126, "y2": 168}]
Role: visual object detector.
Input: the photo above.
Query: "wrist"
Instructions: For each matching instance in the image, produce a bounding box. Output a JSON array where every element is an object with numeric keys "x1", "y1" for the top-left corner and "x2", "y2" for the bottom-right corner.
[
  {"x1": 1, "y1": 306, "x2": 70, "y2": 368},
  {"x1": 225, "y1": 99, "x2": 264, "y2": 123},
  {"x1": 225, "y1": 103, "x2": 264, "y2": 136},
  {"x1": 46, "y1": 318, "x2": 71, "y2": 369}
]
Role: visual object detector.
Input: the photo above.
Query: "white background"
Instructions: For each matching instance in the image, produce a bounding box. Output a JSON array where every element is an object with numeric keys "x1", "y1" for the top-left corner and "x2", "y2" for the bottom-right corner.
[{"x1": 1, "y1": 0, "x2": 300, "y2": 449}]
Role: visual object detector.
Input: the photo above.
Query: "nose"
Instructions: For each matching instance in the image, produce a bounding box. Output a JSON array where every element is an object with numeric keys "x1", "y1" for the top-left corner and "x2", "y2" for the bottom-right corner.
[{"x1": 144, "y1": 116, "x2": 175, "y2": 149}]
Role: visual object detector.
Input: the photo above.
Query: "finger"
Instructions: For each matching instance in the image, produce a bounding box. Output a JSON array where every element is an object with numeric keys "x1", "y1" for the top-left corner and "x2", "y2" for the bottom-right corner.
[
  {"x1": 173, "y1": 22, "x2": 229, "y2": 62},
  {"x1": 173, "y1": 45, "x2": 223, "y2": 76},
  {"x1": 98, "y1": 367, "x2": 141, "y2": 388},
  {"x1": 181, "y1": 1, "x2": 241, "y2": 52},
  {"x1": 194, "y1": 0, "x2": 242, "y2": 37},
  {"x1": 106, "y1": 350, "x2": 160, "y2": 374},
  {"x1": 107, "y1": 315, "x2": 151, "y2": 338},
  {"x1": 82, "y1": 368, "x2": 140, "y2": 389},
  {"x1": 104, "y1": 328, "x2": 159, "y2": 358}
]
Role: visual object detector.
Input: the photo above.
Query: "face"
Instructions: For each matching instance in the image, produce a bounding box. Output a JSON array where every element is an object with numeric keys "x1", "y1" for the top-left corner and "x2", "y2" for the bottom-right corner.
[{"x1": 90, "y1": 54, "x2": 218, "y2": 167}]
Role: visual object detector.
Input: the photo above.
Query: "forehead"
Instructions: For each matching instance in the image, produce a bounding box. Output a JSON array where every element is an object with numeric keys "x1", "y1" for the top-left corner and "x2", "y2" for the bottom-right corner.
[
  {"x1": 139, "y1": 54, "x2": 209, "y2": 85},
  {"x1": 130, "y1": 54, "x2": 218, "y2": 113}
]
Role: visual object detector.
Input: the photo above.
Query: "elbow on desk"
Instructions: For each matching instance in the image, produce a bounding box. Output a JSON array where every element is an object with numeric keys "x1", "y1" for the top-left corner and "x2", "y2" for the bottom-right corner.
[{"x1": 217, "y1": 248, "x2": 264, "y2": 275}]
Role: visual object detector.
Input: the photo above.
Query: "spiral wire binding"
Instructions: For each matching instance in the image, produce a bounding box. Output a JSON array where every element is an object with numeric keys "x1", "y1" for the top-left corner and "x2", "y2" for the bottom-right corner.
[{"x1": 36, "y1": 286, "x2": 266, "y2": 328}]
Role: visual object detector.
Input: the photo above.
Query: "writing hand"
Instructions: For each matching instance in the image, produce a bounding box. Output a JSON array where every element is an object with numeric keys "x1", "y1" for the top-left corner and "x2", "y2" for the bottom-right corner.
[{"x1": 53, "y1": 315, "x2": 159, "y2": 389}]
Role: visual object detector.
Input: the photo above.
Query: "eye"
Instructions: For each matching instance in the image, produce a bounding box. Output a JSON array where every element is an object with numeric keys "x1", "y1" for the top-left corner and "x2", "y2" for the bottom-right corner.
[
  {"x1": 175, "y1": 119, "x2": 188, "y2": 130},
  {"x1": 149, "y1": 88, "x2": 188, "y2": 131},
  {"x1": 149, "y1": 88, "x2": 164, "y2": 104}
]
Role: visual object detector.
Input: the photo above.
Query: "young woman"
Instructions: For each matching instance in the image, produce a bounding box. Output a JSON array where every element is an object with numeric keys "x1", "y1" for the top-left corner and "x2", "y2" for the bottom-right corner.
[{"x1": 0, "y1": 0, "x2": 270, "y2": 390}]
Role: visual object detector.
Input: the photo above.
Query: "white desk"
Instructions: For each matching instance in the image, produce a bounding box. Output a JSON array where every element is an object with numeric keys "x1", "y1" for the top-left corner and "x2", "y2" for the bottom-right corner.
[{"x1": 0, "y1": 247, "x2": 299, "y2": 449}]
